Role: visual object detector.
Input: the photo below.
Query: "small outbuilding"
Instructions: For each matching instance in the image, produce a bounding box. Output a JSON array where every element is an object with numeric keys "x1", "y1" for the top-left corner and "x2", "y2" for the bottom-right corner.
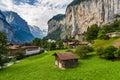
[
  {"x1": 107, "y1": 32, "x2": 120, "y2": 37},
  {"x1": 54, "y1": 52, "x2": 78, "y2": 69}
]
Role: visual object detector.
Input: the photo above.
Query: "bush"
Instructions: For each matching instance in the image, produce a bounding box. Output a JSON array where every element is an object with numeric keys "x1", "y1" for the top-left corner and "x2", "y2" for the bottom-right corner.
[
  {"x1": 103, "y1": 46, "x2": 117, "y2": 59},
  {"x1": 114, "y1": 47, "x2": 120, "y2": 58},
  {"x1": 96, "y1": 47, "x2": 104, "y2": 58},
  {"x1": 15, "y1": 52, "x2": 25, "y2": 60},
  {"x1": 75, "y1": 45, "x2": 94, "y2": 58},
  {"x1": 97, "y1": 46, "x2": 117, "y2": 60}
]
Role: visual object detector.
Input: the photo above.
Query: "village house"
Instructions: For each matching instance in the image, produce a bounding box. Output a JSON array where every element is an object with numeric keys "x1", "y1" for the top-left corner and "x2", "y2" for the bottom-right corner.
[
  {"x1": 8, "y1": 45, "x2": 41, "y2": 57},
  {"x1": 8, "y1": 45, "x2": 21, "y2": 57},
  {"x1": 54, "y1": 52, "x2": 78, "y2": 69},
  {"x1": 63, "y1": 40, "x2": 79, "y2": 48},
  {"x1": 107, "y1": 32, "x2": 120, "y2": 37},
  {"x1": 21, "y1": 46, "x2": 41, "y2": 56},
  {"x1": 79, "y1": 41, "x2": 92, "y2": 46}
]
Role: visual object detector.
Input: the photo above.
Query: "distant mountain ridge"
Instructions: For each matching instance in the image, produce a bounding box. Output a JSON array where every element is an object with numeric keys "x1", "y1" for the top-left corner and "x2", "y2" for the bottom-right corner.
[
  {"x1": 29, "y1": 25, "x2": 45, "y2": 39},
  {"x1": 0, "y1": 10, "x2": 34, "y2": 44}
]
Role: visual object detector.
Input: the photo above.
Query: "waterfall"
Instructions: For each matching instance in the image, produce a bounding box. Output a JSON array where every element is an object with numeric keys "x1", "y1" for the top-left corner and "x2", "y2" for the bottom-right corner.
[{"x1": 71, "y1": 7, "x2": 75, "y2": 37}]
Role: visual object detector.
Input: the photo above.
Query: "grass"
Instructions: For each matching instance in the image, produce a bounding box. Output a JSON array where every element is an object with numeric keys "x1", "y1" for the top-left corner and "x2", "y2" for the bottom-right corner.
[
  {"x1": 93, "y1": 37, "x2": 120, "y2": 49},
  {"x1": 1, "y1": 50, "x2": 120, "y2": 80}
]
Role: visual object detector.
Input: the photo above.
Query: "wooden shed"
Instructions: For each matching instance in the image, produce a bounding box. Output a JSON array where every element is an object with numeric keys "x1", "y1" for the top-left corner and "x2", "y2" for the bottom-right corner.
[{"x1": 54, "y1": 52, "x2": 78, "y2": 69}]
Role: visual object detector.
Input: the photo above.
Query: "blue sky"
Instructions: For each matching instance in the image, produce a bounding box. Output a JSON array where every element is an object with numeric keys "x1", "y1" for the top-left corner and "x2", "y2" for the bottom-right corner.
[
  {"x1": 13, "y1": 0, "x2": 38, "y2": 5},
  {"x1": 0, "y1": 0, "x2": 73, "y2": 30}
]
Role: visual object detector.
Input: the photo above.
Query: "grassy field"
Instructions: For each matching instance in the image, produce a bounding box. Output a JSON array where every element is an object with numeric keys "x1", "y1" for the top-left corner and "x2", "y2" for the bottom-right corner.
[
  {"x1": 1, "y1": 50, "x2": 120, "y2": 80},
  {"x1": 93, "y1": 37, "x2": 120, "y2": 49}
]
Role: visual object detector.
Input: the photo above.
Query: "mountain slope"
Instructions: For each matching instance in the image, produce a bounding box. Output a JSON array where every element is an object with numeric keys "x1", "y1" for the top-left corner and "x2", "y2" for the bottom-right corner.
[
  {"x1": 2, "y1": 11, "x2": 34, "y2": 43},
  {"x1": 0, "y1": 11, "x2": 14, "y2": 43},
  {"x1": 45, "y1": 14, "x2": 66, "y2": 40},
  {"x1": 47, "y1": 0, "x2": 120, "y2": 40},
  {"x1": 29, "y1": 26, "x2": 45, "y2": 39}
]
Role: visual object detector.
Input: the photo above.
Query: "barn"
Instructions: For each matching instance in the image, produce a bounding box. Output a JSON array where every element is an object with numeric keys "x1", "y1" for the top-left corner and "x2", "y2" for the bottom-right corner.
[{"x1": 54, "y1": 52, "x2": 78, "y2": 69}]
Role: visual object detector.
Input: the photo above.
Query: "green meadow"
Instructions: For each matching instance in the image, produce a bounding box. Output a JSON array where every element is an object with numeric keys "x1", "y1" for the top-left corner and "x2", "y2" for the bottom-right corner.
[
  {"x1": 93, "y1": 37, "x2": 120, "y2": 49},
  {"x1": 1, "y1": 50, "x2": 120, "y2": 80}
]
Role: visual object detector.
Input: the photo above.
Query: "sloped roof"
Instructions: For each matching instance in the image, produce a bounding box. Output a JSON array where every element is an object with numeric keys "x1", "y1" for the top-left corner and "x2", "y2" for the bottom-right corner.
[
  {"x1": 54, "y1": 52, "x2": 78, "y2": 60},
  {"x1": 21, "y1": 46, "x2": 39, "y2": 49}
]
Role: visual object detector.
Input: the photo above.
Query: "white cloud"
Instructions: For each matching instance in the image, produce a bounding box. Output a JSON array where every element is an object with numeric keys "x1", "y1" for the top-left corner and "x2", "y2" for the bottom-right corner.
[{"x1": 0, "y1": 0, "x2": 73, "y2": 30}]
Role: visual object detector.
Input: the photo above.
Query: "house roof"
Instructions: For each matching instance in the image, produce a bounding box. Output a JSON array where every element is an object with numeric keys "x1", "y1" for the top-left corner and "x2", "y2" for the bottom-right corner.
[
  {"x1": 54, "y1": 52, "x2": 78, "y2": 60},
  {"x1": 9, "y1": 45, "x2": 20, "y2": 50},
  {"x1": 107, "y1": 32, "x2": 120, "y2": 35},
  {"x1": 79, "y1": 42, "x2": 89, "y2": 45},
  {"x1": 21, "y1": 46, "x2": 39, "y2": 49}
]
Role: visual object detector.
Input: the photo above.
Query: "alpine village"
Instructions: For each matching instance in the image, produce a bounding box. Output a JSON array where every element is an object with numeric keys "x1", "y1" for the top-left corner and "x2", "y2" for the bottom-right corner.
[{"x1": 1, "y1": 0, "x2": 120, "y2": 80}]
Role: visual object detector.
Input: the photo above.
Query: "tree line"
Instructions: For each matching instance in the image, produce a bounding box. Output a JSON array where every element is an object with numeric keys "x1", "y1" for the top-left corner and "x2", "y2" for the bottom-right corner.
[{"x1": 85, "y1": 20, "x2": 120, "y2": 42}]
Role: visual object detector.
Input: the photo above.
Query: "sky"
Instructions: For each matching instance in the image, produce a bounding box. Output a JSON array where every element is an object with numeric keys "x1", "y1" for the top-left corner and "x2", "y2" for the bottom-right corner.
[{"x1": 0, "y1": 0, "x2": 73, "y2": 30}]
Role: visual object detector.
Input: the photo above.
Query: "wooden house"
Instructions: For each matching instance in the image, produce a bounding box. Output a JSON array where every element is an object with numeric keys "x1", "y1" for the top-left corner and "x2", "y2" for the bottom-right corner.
[
  {"x1": 21, "y1": 46, "x2": 41, "y2": 56},
  {"x1": 8, "y1": 45, "x2": 21, "y2": 57},
  {"x1": 54, "y1": 52, "x2": 78, "y2": 69},
  {"x1": 107, "y1": 32, "x2": 120, "y2": 37},
  {"x1": 8, "y1": 45, "x2": 41, "y2": 57},
  {"x1": 79, "y1": 41, "x2": 91, "y2": 46},
  {"x1": 63, "y1": 40, "x2": 79, "y2": 48}
]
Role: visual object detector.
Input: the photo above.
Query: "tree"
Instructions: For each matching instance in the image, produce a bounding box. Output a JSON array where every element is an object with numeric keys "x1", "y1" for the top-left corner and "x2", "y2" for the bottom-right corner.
[
  {"x1": 75, "y1": 45, "x2": 94, "y2": 58},
  {"x1": 49, "y1": 42, "x2": 56, "y2": 50},
  {"x1": 85, "y1": 24, "x2": 99, "y2": 42},
  {"x1": 0, "y1": 32, "x2": 8, "y2": 69},
  {"x1": 56, "y1": 40, "x2": 64, "y2": 49},
  {"x1": 97, "y1": 30, "x2": 109, "y2": 40},
  {"x1": 32, "y1": 38, "x2": 41, "y2": 46}
]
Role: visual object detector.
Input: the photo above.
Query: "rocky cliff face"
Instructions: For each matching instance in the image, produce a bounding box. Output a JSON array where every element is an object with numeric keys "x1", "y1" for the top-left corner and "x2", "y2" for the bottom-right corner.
[
  {"x1": 47, "y1": 0, "x2": 120, "y2": 40},
  {"x1": 46, "y1": 14, "x2": 66, "y2": 40}
]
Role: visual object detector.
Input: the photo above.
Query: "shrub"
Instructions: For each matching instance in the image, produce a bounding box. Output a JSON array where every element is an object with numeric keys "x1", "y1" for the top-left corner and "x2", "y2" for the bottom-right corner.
[
  {"x1": 96, "y1": 47, "x2": 104, "y2": 58},
  {"x1": 103, "y1": 46, "x2": 117, "y2": 59},
  {"x1": 16, "y1": 52, "x2": 25, "y2": 60},
  {"x1": 97, "y1": 46, "x2": 117, "y2": 60},
  {"x1": 114, "y1": 47, "x2": 120, "y2": 58},
  {"x1": 75, "y1": 45, "x2": 94, "y2": 58}
]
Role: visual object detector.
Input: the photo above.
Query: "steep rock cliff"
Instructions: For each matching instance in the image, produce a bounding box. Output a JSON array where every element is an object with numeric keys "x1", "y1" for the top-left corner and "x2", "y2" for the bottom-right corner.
[
  {"x1": 46, "y1": 14, "x2": 66, "y2": 40},
  {"x1": 47, "y1": 0, "x2": 120, "y2": 40}
]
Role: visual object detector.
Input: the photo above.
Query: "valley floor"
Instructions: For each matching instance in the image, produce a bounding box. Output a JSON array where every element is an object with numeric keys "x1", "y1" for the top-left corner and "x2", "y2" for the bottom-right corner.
[{"x1": 0, "y1": 50, "x2": 120, "y2": 80}]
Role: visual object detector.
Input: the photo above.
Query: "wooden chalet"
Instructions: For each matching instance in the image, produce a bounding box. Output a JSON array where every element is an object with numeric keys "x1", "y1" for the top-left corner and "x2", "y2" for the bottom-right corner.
[
  {"x1": 8, "y1": 45, "x2": 21, "y2": 57},
  {"x1": 107, "y1": 32, "x2": 120, "y2": 37},
  {"x1": 8, "y1": 45, "x2": 41, "y2": 57},
  {"x1": 54, "y1": 52, "x2": 78, "y2": 69},
  {"x1": 63, "y1": 40, "x2": 79, "y2": 48}
]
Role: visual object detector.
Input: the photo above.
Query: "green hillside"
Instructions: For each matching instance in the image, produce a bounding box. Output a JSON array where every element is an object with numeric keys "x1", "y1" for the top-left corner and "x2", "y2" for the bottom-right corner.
[
  {"x1": 93, "y1": 37, "x2": 120, "y2": 49},
  {"x1": 1, "y1": 50, "x2": 120, "y2": 80}
]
